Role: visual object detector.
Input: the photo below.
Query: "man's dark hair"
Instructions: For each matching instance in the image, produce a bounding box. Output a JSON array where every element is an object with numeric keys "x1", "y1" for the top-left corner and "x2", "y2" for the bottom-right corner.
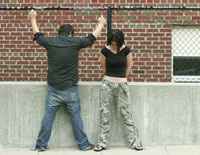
[
  {"x1": 57, "y1": 24, "x2": 74, "y2": 36},
  {"x1": 107, "y1": 29, "x2": 125, "y2": 52}
]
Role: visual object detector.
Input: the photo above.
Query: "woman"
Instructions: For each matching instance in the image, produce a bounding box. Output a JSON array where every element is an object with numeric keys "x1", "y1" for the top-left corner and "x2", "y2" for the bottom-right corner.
[{"x1": 94, "y1": 30, "x2": 143, "y2": 151}]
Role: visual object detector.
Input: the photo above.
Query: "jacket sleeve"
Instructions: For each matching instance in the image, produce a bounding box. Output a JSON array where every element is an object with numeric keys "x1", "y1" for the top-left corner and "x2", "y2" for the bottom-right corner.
[
  {"x1": 77, "y1": 34, "x2": 96, "y2": 49},
  {"x1": 33, "y1": 32, "x2": 49, "y2": 49}
]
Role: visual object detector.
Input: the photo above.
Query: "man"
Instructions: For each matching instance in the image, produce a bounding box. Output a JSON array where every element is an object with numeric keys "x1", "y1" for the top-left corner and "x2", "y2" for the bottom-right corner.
[{"x1": 29, "y1": 10, "x2": 106, "y2": 152}]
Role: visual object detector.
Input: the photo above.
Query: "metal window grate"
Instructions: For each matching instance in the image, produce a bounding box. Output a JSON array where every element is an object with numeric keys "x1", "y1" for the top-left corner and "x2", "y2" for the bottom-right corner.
[
  {"x1": 172, "y1": 28, "x2": 200, "y2": 57},
  {"x1": 172, "y1": 28, "x2": 200, "y2": 82}
]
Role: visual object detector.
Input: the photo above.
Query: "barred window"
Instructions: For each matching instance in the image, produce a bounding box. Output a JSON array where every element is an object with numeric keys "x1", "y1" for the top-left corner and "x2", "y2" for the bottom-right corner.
[{"x1": 172, "y1": 28, "x2": 200, "y2": 82}]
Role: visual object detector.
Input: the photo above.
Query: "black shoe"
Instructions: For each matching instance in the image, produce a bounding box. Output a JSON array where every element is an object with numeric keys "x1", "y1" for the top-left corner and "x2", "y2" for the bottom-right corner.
[
  {"x1": 133, "y1": 145, "x2": 143, "y2": 151},
  {"x1": 132, "y1": 143, "x2": 144, "y2": 151},
  {"x1": 80, "y1": 144, "x2": 95, "y2": 151},
  {"x1": 130, "y1": 139, "x2": 144, "y2": 151},
  {"x1": 33, "y1": 146, "x2": 48, "y2": 152},
  {"x1": 94, "y1": 145, "x2": 106, "y2": 152}
]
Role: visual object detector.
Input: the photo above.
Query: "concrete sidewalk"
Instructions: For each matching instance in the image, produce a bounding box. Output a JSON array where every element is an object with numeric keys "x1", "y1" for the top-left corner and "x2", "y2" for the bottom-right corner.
[{"x1": 0, "y1": 145, "x2": 200, "y2": 155}]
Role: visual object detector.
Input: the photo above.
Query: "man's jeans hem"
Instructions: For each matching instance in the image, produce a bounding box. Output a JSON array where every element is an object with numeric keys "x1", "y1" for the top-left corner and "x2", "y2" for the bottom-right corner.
[{"x1": 79, "y1": 141, "x2": 91, "y2": 150}]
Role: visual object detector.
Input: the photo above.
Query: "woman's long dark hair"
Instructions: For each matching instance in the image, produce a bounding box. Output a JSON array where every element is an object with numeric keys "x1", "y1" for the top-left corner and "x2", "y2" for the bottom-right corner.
[{"x1": 107, "y1": 29, "x2": 125, "y2": 52}]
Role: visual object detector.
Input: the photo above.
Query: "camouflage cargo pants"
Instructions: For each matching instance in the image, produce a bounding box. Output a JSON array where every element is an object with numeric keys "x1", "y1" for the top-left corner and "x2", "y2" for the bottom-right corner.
[{"x1": 97, "y1": 79, "x2": 142, "y2": 148}]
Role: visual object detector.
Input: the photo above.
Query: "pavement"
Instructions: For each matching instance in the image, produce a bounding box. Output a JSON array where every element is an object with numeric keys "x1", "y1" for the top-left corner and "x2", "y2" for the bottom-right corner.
[{"x1": 0, "y1": 145, "x2": 200, "y2": 155}]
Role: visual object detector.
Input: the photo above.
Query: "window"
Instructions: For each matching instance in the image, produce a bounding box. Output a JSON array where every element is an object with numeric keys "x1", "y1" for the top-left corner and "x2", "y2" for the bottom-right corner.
[{"x1": 172, "y1": 27, "x2": 200, "y2": 82}]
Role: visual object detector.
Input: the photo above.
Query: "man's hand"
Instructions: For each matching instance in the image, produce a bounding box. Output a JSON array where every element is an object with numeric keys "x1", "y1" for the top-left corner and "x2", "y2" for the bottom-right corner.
[
  {"x1": 29, "y1": 9, "x2": 37, "y2": 19},
  {"x1": 98, "y1": 15, "x2": 106, "y2": 26},
  {"x1": 92, "y1": 15, "x2": 106, "y2": 38},
  {"x1": 29, "y1": 9, "x2": 39, "y2": 34}
]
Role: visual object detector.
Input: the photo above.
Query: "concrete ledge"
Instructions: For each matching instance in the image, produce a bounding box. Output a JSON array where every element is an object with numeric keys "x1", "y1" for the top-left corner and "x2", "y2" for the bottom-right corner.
[
  {"x1": 2, "y1": 146, "x2": 200, "y2": 155},
  {"x1": 0, "y1": 82, "x2": 200, "y2": 148}
]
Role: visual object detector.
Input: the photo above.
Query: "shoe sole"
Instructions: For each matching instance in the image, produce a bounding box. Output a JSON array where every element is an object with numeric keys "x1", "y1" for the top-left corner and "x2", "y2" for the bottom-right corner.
[{"x1": 94, "y1": 147, "x2": 106, "y2": 152}]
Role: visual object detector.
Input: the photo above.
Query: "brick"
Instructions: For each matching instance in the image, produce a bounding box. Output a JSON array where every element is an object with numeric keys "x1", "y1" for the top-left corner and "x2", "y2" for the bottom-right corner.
[{"x1": 0, "y1": 2, "x2": 199, "y2": 82}]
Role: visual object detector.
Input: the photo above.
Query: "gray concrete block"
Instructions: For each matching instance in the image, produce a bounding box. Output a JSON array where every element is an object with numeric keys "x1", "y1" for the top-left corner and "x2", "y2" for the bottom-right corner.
[{"x1": 0, "y1": 82, "x2": 200, "y2": 148}]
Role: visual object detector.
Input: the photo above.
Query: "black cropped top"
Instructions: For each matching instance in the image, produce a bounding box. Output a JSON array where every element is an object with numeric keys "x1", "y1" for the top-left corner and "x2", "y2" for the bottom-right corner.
[{"x1": 101, "y1": 46, "x2": 131, "y2": 77}]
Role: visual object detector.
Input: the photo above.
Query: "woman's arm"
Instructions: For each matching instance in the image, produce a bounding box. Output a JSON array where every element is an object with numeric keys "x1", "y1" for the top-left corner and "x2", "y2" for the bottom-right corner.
[
  {"x1": 100, "y1": 54, "x2": 106, "y2": 75},
  {"x1": 126, "y1": 53, "x2": 132, "y2": 78}
]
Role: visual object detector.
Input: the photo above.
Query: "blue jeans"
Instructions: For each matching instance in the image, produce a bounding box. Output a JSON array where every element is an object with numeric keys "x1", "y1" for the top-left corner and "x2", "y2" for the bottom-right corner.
[{"x1": 35, "y1": 85, "x2": 90, "y2": 150}]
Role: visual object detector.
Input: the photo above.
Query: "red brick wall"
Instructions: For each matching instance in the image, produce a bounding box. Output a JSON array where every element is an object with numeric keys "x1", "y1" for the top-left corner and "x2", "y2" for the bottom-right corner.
[{"x1": 1, "y1": 1, "x2": 200, "y2": 82}]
